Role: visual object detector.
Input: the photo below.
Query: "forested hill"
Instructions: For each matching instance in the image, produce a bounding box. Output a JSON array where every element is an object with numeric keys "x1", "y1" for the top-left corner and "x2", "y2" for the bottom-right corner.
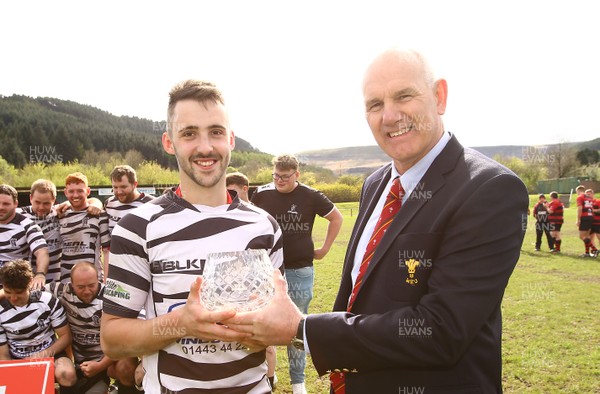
[{"x1": 0, "y1": 94, "x2": 260, "y2": 168}]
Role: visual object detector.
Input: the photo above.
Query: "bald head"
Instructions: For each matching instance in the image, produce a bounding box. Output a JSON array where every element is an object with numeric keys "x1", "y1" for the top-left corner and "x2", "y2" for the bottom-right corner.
[
  {"x1": 71, "y1": 262, "x2": 100, "y2": 304},
  {"x1": 71, "y1": 262, "x2": 98, "y2": 278},
  {"x1": 363, "y1": 49, "x2": 436, "y2": 92},
  {"x1": 362, "y1": 48, "x2": 448, "y2": 174}
]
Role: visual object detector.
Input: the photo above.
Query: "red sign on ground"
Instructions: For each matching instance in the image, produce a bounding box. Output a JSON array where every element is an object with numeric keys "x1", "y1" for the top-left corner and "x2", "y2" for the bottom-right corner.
[{"x1": 0, "y1": 358, "x2": 54, "y2": 394}]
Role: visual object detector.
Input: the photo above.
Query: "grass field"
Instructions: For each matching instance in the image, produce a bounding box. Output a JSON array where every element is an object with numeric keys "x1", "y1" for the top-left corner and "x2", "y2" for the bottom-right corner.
[{"x1": 271, "y1": 200, "x2": 600, "y2": 393}]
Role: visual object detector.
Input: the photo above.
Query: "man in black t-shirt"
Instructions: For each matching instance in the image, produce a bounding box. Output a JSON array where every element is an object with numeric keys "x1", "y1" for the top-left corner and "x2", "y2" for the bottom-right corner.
[{"x1": 252, "y1": 154, "x2": 343, "y2": 394}]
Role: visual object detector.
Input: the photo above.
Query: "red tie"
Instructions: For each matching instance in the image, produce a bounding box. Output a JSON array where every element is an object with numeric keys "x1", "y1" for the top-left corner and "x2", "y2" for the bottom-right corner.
[{"x1": 331, "y1": 177, "x2": 403, "y2": 393}]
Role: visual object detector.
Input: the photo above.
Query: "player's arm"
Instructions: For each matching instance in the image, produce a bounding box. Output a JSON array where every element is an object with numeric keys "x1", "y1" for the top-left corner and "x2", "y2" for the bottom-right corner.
[
  {"x1": 55, "y1": 198, "x2": 104, "y2": 217},
  {"x1": 314, "y1": 207, "x2": 343, "y2": 260},
  {"x1": 86, "y1": 197, "x2": 104, "y2": 216},
  {"x1": 100, "y1": 213, "x2": 111, "y2": 281},
  {"x1": 101, "y1": 278, "x2": 248, "y2": 359},
  {"x1": 31, "y1": 247, "x2": 50, "y2": 290},
  {"x1": 102, "y1": 247, "x2": 110, "y2": 281},
  {"x1": 0, "y1": 343, "x2": 10, "y2": 360}
]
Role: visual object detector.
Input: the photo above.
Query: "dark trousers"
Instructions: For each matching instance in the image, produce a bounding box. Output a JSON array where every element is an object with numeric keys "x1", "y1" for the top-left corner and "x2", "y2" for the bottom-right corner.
[{"x1": 536, "y1": 222, "x2": 553, "y2": 250}]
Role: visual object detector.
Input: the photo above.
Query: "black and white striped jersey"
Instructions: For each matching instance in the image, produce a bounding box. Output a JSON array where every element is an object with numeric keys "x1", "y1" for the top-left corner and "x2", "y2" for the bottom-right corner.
[
  {"x1": 0, "y1": 290, "x2": 67, "y2": 359},
  {"x1": 104, "y1": 191, "x2": 283, "y2": 394},
  {"x1": 59, "y1": 210, "x2": 110, "y2": 283},
  {"x1": 104, "y1": 193, "x2": 155, "y2": 234},
  {"x1": 0, "y1": 212, "x2": 47, "y2": 268},
  {"x1": 46, "y1": 281, "x2": 104, "y2": 363},
  {"x1": 18, "y1": 206, "x2": 62, "y2": 283}
]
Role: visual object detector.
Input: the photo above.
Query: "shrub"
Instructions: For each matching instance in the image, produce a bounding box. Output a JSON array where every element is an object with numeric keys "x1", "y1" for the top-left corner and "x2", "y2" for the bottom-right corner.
[{"x1": 313, "y1": 183, "x2": 361, "y2": 203}]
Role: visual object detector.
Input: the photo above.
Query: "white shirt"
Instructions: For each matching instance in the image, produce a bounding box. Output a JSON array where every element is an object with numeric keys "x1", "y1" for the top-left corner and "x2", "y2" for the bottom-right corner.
[{"x1": 350, "y1": 131, "x2": 451, "y2": 288}]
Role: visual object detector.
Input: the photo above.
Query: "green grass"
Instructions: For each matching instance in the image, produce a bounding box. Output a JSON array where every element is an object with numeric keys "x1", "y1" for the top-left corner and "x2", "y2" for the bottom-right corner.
[{"x1": 271, "y1": 201, "x2": 600, "y2": 393}]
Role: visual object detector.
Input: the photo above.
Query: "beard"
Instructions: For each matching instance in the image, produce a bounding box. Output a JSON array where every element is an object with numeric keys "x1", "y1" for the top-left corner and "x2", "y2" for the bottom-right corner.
[
  {"x1": 175, "y1": 148, "x2": 230, "y2": 189},
  {"x1": 0, "y1": 208, "x2": 16, "y2": 223}
]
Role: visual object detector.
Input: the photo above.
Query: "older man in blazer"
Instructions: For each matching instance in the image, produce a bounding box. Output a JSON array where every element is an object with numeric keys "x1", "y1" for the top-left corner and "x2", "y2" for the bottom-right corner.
[{"x1": 226, "y1": 49, "x2": 528, "y2": 393}]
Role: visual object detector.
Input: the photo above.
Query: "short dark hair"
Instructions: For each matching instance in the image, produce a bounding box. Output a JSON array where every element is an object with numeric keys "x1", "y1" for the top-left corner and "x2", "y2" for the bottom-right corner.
[
  {"x1": 0, "y1": 260, "x2": 33, "y2": 290},
  {"x1": 110, "y1": 165, "x2": 138, "y2": 184},
  {"x1": 226, "y1": 172, "x2": 249, "y2": 187},
  {"x1": 538, "y1": 194, "x2": 545, "y2": 200},
  {"x1": 167, "y1": 80, "x2": 225, "y2": 135},
  {"x1": 550, "y1": 191, "x2": 559, "y2": 199},
  {"x1": 0, "y1": 184, "x2": 18, "y2": 202}
]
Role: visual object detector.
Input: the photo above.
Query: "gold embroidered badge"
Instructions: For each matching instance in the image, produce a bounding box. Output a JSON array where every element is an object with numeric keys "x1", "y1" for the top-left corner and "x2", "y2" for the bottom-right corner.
[{"x1": 405, "y1": 258, "x2": 420, "y2": 286}]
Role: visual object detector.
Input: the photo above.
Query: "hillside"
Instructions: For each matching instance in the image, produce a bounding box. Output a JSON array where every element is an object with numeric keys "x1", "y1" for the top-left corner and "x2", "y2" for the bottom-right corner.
[
  {"x1": 297, "y1": 139, "x2": 599, "y2": 175},
  {"x1": 0, "y1": 94, "x2": 260, "y2": 168}
]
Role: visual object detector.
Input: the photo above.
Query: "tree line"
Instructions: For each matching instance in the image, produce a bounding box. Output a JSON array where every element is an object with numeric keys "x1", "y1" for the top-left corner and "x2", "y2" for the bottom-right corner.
[{"x1": 0, "y1": 94, "x2": 258, "y2": 169}]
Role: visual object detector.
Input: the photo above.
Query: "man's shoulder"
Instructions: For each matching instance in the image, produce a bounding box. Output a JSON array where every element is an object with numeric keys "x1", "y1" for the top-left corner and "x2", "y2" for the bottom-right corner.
[
  {"x1": 254, "y1": 183, "x2": 276, "y2": 194},
  {"x1": 30, "y1": 289, "x2": 56, "y2": 305},
  {"x1": 104, "y1": 196, "x2": 118, "y2": 207},
  {"x1": 462, "y1": 147, "x2": 518, "y2": 178},
  {"x1": 296, "y1": 183, "x2": 334, "y2": 202},
  {"x1": 17, "y1": 206, "x2": 32, "y2": 216},
  {"x1": 114, "y1": 193, "x2": 172, "y2": 228},
  {"x1": 10, "y1": 212, "x2": 37, "y2": 229},
  {"x1": 139, "y1": 193, "x2": 156, "y2": 203}
]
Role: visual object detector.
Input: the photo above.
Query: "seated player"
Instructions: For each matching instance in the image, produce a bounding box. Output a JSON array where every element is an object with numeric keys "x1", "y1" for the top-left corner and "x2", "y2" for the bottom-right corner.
[
  {"x1": 0, "y1": 259, "x2": 77, "y2": 393},
  {"x1": 47, "y1": 262, "x2": 141, "y2": 393}
]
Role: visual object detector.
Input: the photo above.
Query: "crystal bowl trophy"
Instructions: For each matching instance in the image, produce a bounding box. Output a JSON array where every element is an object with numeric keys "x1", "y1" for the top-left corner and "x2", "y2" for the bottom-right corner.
[{"x1": 200, "y1": 249, "x2": 275, "y2": 312}]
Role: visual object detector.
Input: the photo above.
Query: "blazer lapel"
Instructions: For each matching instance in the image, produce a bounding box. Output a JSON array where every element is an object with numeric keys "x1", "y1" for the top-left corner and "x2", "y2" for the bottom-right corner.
[{"x1": 359, "y1": 135, "x2": 464, "y2": 288}]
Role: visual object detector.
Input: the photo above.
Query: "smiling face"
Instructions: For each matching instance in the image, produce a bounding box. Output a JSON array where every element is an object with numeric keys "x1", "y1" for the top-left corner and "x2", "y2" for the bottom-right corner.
[
  {"x1": 363, "y1": 50, "x2": 447, "y2": 174},
  {"x1": 112, "y1": 175, "x2": 138, "y2": 203},
  {"x1": 272, "y1": 167, "x2": 299, "y2": 194},
  {"x1": 162, "y1": 99, "x2": 234, "y2": 192},
  {"x1": 64, "y1": 182, "x2": 90, "y2": 211}
]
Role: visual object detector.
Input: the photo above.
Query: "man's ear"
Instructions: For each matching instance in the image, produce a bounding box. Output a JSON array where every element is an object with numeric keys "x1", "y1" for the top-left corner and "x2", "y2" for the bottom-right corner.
[
  {"x1": 434, "y1": 79, "x2": 448, "y2": 115},
  {"x1": 162, "y1": 132, "x2": 175, "y2": 155},
  {"x1": 230, "y1": 130, "x2": 236, "y2": 150}
]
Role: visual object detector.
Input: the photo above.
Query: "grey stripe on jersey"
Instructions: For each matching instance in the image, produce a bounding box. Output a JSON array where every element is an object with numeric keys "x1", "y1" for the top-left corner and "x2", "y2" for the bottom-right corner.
[
  {"x1": 0, "y1": 290, "x2": 67, "y2": 359},
  {"x1": 59, "y1": 210, "x2": 110, "y2": 283},
  {"x1": 19, "y1": 206, "x2": 62, "y2": 283},
  {"x1": 47, "y1": 281, "x2": 104, "y2": 363},
  {"x1": 103, "y1": 191, "x2": 283, "y2": 393},
  {"x1": 104, "y1": 193, "x2": 155, "y2": 234},
  {"x1": 0, "y1": 212, "x2": 47, "y2": 266}
]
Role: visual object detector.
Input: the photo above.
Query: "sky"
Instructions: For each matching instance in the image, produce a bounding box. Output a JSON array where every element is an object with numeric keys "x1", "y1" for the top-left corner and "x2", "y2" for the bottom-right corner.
[{"x1": 1, "y1": 1, "x2": 599, "y2": 155}]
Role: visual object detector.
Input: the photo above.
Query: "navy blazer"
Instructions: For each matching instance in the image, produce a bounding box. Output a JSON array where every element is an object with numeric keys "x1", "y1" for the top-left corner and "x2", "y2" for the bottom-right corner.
[{"x1": 307, "y1": 135, "x2": 528, "y2": 393}]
